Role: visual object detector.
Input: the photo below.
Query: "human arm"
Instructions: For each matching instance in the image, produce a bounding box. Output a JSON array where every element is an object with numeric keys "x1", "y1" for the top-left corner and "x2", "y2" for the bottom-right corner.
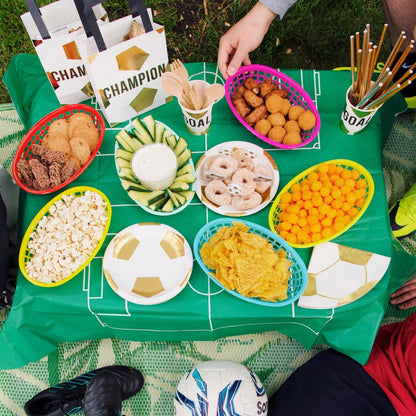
[{"x1": 390, "y1": 276, "x2": 416, "y2": 309}]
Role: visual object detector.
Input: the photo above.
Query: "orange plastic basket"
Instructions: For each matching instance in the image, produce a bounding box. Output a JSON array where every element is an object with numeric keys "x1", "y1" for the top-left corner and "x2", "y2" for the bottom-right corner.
[{"x1": 12, "y1": 104, "x2": 105, "y2": 195}]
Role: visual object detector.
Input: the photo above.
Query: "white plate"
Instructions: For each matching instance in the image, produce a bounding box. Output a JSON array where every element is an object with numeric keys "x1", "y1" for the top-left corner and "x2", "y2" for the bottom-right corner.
[
  {"x1": 195, "y1": 141, "x2": 279, "y2": 216},
  {"x1": 102, "y1": 223, "x2": 193, "y2": 305},
  {"x1": 115, "y1": 119, "x2": 195, "y2": 216}
]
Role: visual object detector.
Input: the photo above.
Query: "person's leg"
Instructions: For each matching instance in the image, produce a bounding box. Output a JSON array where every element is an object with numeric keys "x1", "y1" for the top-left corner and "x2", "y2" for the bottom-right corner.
[
  {"x1": 382, "y1": 0, "x2": 416, "y2": 49},
  {"x1": 268, "y1": 349, "x2": 398, "y2": 416}
]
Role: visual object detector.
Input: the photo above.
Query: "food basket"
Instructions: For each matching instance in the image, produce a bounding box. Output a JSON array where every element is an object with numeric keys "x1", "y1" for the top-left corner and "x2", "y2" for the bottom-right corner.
[
  {"x1": 12, "y1": 104, "x2": 105, "y2": 194},
  {"x1": 268, "y1": 159, "x2": 375, "y2": 248},
  {"x1": 225, "y1": 64, "x2": 320, "y2": 149},
  {"x1": 193, "y1": 218, "x2": 307, "y2": 307},
  {"x1": 19, "y1": 186, "x2": 112, "y2": 287}
]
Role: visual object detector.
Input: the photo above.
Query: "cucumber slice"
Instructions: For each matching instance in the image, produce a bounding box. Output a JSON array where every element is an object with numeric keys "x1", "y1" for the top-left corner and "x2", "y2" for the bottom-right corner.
[
  {"x1": 177, "y1": 148, "x2": 192, "y2": 168},
  {"x1": 175, "y1": 172, "x2": 196, "y2": 184},
  {"x1": 173, "y1": 137, "x2": 188, "y2": 157},
  {"x1": 163, "y1": 135, "x2": 177, "y2": 149},
  {"x1": 176, "y1": 163, "x2": 193, "y2": 176},
  {"x1": 178, "y1": 190, "x2": 195, "y2": 202},
  {"x1": 116, "y1": 157, "x2": 131, "y2": 169},
  {"x1": 149, "y1": 195, "x2": 169, "y2": 211},
  {"x1": 173, "y1": 192, "x2": 186, "y2": 205},
  {"x1": 115, "y1": 130, "x2": 134, "y2": 152},
  {"x1": 128, "y1": 190, "x2": 165, "y2": 206},
  {"x1": 116, "y1": 148, "x2": 133, "y2": 161},
  {"x1": 161, "y1": 199, "x2": 174, "y2": 212},
  {"x1": 121, "y1": 179, "x2": 147, "y2": 192},
  {"x1": 154, "y1": 123, "x2": 165, "y2": 143},
  {"x1": 142, "y1": 115, "x2": 156, "y2": 139},
  {"x1": 119, "y1": 167, "x2": 136, "y2": 182},
  {"x1": 167, "y1": 189, "x2": 180, "y2": 207},
  {"x1": 169, "y1": 181, "x2": 189, "y2": 192},
  {"x1": 132, "y1": 117, "x2": 153, "y2": 144}
]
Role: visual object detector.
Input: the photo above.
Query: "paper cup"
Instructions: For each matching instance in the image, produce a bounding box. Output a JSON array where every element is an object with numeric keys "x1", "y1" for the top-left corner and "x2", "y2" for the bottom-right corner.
[
  {"x1": 179, "y1": 80, "x2": 213, "y2": 135},
  {"x1": 340, "y1": 86, "x2": 382, "y2": 135}
]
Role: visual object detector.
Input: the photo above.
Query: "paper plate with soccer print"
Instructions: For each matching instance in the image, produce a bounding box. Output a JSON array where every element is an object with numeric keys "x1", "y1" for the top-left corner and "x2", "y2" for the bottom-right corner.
[
  {"x1": 102, "y1": 223, "x2": 193, "y2": 305},
  {"x1": 195, "y1": 141, "x2": 279, "y2": 216}
]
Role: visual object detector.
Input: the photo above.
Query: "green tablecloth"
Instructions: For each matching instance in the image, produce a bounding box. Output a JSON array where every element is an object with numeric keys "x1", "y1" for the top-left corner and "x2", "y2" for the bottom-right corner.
[{"x1": 0, "y1": 55, "x2": 406, "y2": 369}]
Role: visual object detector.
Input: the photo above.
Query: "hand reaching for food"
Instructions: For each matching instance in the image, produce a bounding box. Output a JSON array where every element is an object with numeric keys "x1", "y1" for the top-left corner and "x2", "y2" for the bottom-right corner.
[{"x1": 390, "y1": 276, "x2": 416, "y2": 310}]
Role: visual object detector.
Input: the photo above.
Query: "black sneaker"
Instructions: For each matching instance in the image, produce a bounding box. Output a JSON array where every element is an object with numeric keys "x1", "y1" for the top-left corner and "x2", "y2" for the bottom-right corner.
[
  {"x1": 82, "y1": 371, "x2": 122, "y2": 416},
  {"x1": 24, "y1": 365, "x2": 144, "y2": 416}
]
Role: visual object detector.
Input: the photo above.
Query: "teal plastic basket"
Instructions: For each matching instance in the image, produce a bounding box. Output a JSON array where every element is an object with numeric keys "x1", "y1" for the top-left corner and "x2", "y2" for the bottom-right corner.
[{"x1": 193, "y1": 218, "x2": 307, "y2": 307}]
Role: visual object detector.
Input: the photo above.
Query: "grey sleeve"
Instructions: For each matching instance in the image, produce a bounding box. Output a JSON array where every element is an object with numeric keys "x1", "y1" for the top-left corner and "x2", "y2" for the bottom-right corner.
[{"x1": 258, "y1": 0, "x2": 298, "y2": 19}]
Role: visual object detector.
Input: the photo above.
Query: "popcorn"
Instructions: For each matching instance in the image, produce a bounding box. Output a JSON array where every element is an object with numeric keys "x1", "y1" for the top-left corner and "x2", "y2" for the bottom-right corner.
[{"x1": 25, "y1": 190, "x2": 108, "y2": 283}]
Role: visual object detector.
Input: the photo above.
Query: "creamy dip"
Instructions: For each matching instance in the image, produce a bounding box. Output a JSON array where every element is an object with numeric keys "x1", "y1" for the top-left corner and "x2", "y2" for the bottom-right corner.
[{"x1": 131, "y1": 143, "x2": 178, "y2": 190}]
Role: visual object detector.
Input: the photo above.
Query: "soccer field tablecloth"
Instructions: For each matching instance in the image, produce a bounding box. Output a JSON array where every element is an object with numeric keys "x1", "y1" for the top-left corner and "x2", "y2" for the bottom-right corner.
[{"x1": 0, "y1": 57, "x2": 405, "y2": 369}]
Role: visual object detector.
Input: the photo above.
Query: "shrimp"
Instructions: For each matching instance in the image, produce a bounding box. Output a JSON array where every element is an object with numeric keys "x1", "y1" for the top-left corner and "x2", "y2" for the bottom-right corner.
[
  {"x1": 231, "y1": 168, "x2": 256, "y2": 196},
  {"x1": 207, "y1": 155, "x2": 238, "y2": 179},
  {"x1": 232, "y1": 148, "x2": 255, "y2": 170},
  {"x1": 231, "y1": 192, "x2": 262, "y2": 211},
  {"x1": 204, "y1": 180, "x2": 231, "y2": 206}
]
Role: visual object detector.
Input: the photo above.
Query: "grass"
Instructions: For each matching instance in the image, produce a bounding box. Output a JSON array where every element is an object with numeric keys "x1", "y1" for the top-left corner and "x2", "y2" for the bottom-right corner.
[{"x1": 0, "y1": 0, "x2": 387, "y2": 104}]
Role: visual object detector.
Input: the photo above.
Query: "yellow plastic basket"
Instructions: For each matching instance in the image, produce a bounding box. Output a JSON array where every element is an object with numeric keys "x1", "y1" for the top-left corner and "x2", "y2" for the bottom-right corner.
[
  {"x1": 268, "y1": 159, "x2": 374, "y2": 248},
  {"x1": 19, "y1": 186, "x2": 112, "y2": 287}
]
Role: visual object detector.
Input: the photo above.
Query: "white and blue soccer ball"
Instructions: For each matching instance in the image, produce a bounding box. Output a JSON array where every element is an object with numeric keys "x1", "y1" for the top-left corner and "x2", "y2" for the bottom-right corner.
[{"x1": 174, "y1": 360, "x2": 268, "y2": 416}]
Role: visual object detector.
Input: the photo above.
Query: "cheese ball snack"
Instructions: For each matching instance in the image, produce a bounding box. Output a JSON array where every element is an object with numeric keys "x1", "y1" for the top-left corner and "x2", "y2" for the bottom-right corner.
[
  {"x1": 298, "y1": 110, "x2": 317, "y2": 130},
  {"x1": 268, "y1": 126, "x2": 286, "y2": 143},
  {"x1": 265, "y1": 94, "x2": 284, "y2": 113},
  {"x1": 283, "y1": 131, "x2": 302, "y2": 145},
  {"x1": 255, "y1": 118, "x2": 272, "y2": 136},
  {"x1": 288, "y1": 105, "x2": 305, "y2": 121},
  {"x1": 267, "y1": 112, "x2": 286, "y2": 127}
]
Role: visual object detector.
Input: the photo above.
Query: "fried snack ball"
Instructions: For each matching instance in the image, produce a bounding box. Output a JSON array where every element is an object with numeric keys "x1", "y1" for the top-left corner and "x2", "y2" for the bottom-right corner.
[
  {"x1": 285, "y1": 120, "x2": 301, "y2": 134},
  {"x1": 268, "y1": 126, "x2": 286, "y2": 143},
  {"x1": 42, "y1": 133, "x2": 71, "y2": 159},
  {"x1": 244, "y1": 77, "x2": 260, "y2": 94},
  {"x1": 283, "y1": 131, "x2": 302, "y2": 145},
  {"x1": 280, "y1": 99, "x2": 292, "y2": 116},
  {"x1": 298, "y1": 109, "x2": 317, "y2": 130},
  {"x1": 69, "y1": 137, "x2": 91, "y2": 166},
  {"x1": 288, "y1": 105, "x2": 305, "y2": 121},
  {"x1": 233, "y1": 98, "x2": 251, "y2": 118},
  {"x1": 244, "y1": 105, "x2": 268, "y2": 126},
  {"x1": 267, "y1": 112, "x2": 286, "y2": 127},
  {"x1": 48, "y1": 119, "x2": 69, "y2": 138},
  {"x1": 265, "y1": 94, "x2": 284, "y2": 113},
  {"x1": 260, "y1": 78, "x2": 277, "y2": 97},
  {"x1": 255, "y1": 118, "x2": 272, "y2": 136},
  {"x1": 243, "y1": 89, "x2": 264, "y2": 108}
]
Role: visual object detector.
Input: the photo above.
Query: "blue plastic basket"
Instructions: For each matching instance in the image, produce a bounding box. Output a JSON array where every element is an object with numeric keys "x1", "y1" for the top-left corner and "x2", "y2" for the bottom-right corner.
[{"x1": 193, "y1": 218, "x2": 307, "y2": 307}]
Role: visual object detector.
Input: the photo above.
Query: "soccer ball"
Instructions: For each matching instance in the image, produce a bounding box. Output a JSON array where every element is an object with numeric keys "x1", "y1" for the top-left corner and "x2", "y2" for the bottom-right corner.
[{"x1": 174, "y1": 360, "x2": 268, "y2": 416}]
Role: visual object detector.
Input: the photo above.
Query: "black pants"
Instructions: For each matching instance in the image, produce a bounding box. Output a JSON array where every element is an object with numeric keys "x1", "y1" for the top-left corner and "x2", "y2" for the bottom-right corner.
[{"x1": 268, "y1": 349, "x2": 398, "y2": 416}]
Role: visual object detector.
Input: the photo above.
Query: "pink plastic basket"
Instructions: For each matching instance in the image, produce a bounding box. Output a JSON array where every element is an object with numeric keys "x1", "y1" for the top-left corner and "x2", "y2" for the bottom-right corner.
[{"x1": 225, "y1": 65, "x2": 321, "y2": 149}]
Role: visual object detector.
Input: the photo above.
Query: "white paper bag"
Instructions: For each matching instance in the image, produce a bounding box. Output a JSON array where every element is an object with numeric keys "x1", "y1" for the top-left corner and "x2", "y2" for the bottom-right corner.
[
  {"x1": 21, "y1": 0, "x2": 108, "y2": 104},
  {"x1": 77, "y1": 1, "x2": 169, "y2": 124}
]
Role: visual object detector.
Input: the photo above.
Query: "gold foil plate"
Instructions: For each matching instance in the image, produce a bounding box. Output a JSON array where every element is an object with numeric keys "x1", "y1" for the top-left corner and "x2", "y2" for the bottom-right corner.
[{"x1": 102, "y1": 223, "x2": 193, "y2": 305}]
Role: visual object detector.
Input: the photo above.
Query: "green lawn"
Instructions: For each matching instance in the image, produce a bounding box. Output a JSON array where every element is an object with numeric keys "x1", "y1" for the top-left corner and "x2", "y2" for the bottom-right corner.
[{"x1": 0, "y1": 0, "x2": 387, "y2": 104}]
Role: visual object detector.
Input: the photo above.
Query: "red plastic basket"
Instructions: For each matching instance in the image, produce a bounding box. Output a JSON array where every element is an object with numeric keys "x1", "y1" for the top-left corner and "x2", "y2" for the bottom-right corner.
[
  {"x1": 12, "y1": 104, "x2": 105, "y2": 194},
  {"x1": 225, "y1": 64, "x2": 321, "y2": 149}
]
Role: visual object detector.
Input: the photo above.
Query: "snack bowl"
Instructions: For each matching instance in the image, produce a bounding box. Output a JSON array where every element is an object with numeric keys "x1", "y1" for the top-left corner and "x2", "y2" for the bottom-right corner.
[
  {"x1": 195, "y1": 141, "x2": 279, "y2": 216},
  {"x1": 225, "y1": 64, "x2": 320, "y2": 149},
  {"x1": 12, "y1": 104, "x2": 105, "y2": 194},
  {"x1": 115, "y1": 114, "x2": 195, "y2": 215},
  {"x1": 268, "y1": 159, "x2": 375, "y2": 248},
  {"x1": 193, "y1": 218, "x2": 307, "y2": 307},
  {"x1": 19, "y1": 186, "x2": 112, "y2": 287}
]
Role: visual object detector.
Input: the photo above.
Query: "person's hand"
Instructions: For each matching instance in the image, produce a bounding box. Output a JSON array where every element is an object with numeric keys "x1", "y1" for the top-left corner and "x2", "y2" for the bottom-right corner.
[
  {"x1": 217, "y1": 3, "x2": 277, "y2": 79},
  {"x1": 390, "y1": 277, "x2": 416, "y2": 310}
]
